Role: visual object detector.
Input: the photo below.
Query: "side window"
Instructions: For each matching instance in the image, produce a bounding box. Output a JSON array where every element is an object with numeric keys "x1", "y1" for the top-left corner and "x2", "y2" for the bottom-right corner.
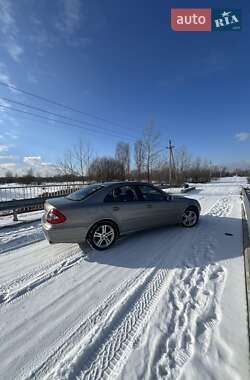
[
  {"x1": 138, "y1": 185, "x2": 165, "y2": 201},
  {"x1": 104, "y1": 185, "x2": 138, "y2": 202}
]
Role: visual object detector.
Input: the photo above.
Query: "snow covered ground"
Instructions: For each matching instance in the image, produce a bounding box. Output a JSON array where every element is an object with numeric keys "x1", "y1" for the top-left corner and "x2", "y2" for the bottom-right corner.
[
  {"x1": 0, "y1": 210, "x2": 43, "y2": 228},
  {"x1": 0, "y1": 177, "x2": 249, "y2": 380}
]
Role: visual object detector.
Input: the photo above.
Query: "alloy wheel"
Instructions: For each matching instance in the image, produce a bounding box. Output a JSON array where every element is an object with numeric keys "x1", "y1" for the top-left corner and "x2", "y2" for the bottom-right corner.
[
  {"x1": 93, "y1": 224, "x2": 115, "y2": 248},
  {"x1": 182, "y1": 210, "x2": 197, "y2": 227}
]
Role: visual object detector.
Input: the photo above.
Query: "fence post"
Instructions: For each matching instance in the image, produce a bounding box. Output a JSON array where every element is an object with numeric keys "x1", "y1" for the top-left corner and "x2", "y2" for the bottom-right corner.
[{"x1": 13, "y1": 209, "x2": 18, "y2": 221}]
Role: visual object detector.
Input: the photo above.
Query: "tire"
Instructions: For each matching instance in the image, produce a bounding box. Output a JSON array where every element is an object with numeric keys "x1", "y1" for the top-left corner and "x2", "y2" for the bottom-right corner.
[
  {"x1": 87, "y1": 221, "x2": 118, "y2": 251},
  {"x1": 181, "y1": 207, "x2": 199, "y2": 228}
]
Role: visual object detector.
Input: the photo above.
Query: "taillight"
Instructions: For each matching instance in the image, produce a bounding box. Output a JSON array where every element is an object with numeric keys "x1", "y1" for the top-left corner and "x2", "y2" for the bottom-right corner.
[{"x1": 47, "y1": 208, "x2": 66, "y2": 224}]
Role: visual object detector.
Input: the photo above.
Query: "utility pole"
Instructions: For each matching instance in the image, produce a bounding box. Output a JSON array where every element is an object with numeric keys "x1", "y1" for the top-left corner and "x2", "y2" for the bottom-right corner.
[{"x1": 167, "y1": 139, "x2": 175, "y2": 186}]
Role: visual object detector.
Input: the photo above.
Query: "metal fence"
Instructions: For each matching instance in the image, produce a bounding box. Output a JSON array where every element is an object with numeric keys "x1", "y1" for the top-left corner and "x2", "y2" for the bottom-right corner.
[
  {"x1": 0, "y1": 183, "x2": 84, "y2": 220},
  {"x1": 0, "y1": 183, "x2": 83, "y2": 202},
  {"x1": 243, "y1": 188, "x2": 250, "y2": 238}
]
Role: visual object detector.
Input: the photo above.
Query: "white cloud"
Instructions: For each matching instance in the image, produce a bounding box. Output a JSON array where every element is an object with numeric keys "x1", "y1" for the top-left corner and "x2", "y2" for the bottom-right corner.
[
  {"x1": 56, "y1": 0, "x2": 82, "y2": 34},
  {"x1": 0, "y1": 162, "x2": 16, "y2": 168},
  {"x1": 0, "y1": 0, "x2": 24, "y2": 61},
  {"x1": 0, "y1": 161, "x2": 16, "y2": 170},
  {"x1": 0, "y1": 154, "x2": 17, "y2": 160},
  {"x1": 0, "y1": 0, "x2": 14, "y2": 33},
  {"x1": 38, "y1": 162, "x2": 58, "y2": 176},
  {"x1": 0, "y1": 98, "x2": 20, "y2": 127},
  {"x1": 23, "y1": 156, "x2": 41, "y2": 166},
  {"x1": 21, "y1": 157, "x2": 58, "y2": 176},
  {"x1": 0, "y1": 154, "x2": 59, "y2": 176},
  {"x1": 0, "y1": 144, "x2": 9, "y2": 153},
  {"x1": 0, "y1": 97, "x2": 11, "y2": 110},
  {"x1": 0, "y1": 162, "x2": 16, "y2": 175},
  {"x1": 0, "y1": 62, "x2": 17, "y2": 94},
  {"x1": 28, "y1": 1, "x2": 88, "y2": 55},
  {"x1": 6, "y1": 39, "x2": 24, "y2": 61},
  {"x1": 0, "y1": 67, "x2": 12, "y2": 87},
  {"x1": 1, "y1": 114, "x2": 20, "y2": 128},
  {"x1": 235, "y1": 132, "x2": 249, "y2": 142}
]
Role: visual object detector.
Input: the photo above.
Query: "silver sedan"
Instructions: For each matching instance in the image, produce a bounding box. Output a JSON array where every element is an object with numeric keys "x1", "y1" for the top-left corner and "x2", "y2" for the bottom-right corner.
[{"x1": 42, "y1": 182, "x2": 201, "y2": 250}]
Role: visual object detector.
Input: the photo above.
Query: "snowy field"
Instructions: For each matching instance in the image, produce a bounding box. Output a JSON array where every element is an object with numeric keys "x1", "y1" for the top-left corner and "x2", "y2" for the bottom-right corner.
[{"x1": 0, "y1": 177, "x2": 249, "y2": 380}]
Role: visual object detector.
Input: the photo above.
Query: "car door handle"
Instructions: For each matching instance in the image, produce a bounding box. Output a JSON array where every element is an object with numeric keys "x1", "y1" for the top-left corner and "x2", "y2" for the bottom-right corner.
[
  {"x1": 113, "y1": 206, "x2": 120, "y2": 211},
  {"x1": 146, "y1": 204, "x2": 152, "y2": 208}
]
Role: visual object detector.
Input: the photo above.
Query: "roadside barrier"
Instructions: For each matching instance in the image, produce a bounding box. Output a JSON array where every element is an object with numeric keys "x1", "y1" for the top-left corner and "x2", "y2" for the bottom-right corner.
[{"x1": 0, "y1": 184, "x2": 82, "y2": 221}]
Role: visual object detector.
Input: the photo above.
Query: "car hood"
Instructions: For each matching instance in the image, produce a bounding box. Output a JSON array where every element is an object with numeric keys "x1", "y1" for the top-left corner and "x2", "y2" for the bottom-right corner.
[
  {"x1": 171, "y1": 195, "x2": 201, "y2": 209},
  {"x1": 171, "y1": 195, "x2": 187, "y2": 202}
]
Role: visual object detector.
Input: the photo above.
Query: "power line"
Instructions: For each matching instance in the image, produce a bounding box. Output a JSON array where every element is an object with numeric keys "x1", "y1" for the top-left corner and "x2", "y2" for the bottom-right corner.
[
  {"x1": 0, "y1": 104, "x2": 138, "y2": 142},
  {"x1": 0, "y1": 80, "x2": 137, "y2": 133},
  {"x1": 0, "y1": 104, "x2": 136, "y2": 141},
  {"x1": 0, "y1": 96, "x2": 138, "y2": 140}
]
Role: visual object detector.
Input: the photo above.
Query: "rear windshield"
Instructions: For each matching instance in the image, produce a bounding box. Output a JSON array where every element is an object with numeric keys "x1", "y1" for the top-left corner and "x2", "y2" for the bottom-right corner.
[{"x1": 66, "y1": 185, "x2": 103, "y2": 201}]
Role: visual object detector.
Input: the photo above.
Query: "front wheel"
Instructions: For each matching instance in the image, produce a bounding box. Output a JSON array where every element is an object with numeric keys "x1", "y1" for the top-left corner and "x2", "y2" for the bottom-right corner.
[
  {"x1": 181, "y1": 207, "x2": 199, "y2": 228},
  {"x1": 88, "y1": 222, "x2": 117, "y2": 250}
]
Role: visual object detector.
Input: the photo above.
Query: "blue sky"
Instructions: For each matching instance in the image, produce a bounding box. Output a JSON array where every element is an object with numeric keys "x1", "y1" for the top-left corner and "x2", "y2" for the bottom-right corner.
[{"x1": 0, "y1": 0, "x2": 249, "y2": 176}]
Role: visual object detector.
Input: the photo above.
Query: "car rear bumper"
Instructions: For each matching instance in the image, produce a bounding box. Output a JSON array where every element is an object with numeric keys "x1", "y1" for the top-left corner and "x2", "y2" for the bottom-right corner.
[{"x1": 42, "y1": 218, "x2": 88, "y2": 244}]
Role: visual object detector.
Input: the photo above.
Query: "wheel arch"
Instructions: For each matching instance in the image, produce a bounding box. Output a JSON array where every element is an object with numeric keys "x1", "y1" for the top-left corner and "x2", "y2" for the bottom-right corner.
[{"x1": 184, "y1": 204, "x2": 199, "y2": 214}]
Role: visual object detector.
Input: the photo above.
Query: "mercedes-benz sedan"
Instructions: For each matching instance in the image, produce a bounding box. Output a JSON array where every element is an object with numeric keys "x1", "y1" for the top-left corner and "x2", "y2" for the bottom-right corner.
[{"x1": 42, "y1": 182, "x2": 201, "y2": 250}]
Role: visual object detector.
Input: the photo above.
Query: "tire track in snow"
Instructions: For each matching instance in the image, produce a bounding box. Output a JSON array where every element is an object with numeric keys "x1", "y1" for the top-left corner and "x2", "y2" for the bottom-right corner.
[
  {"x1": 143, "y1": 196, "x2": 235, "y2": 380},
  {"x1": 0, "y1": 245, "x2": 84, "y2": 292},
  {"x1": 49, "y1": 267, "x2": 172, "y2": 380},
  {"x1": 23, "y1": 227, "x2": 184, "y2": 380},
  {"x1": 1, "y1": 230, "x2": 182, "y2": 380},
  {"x1": 0, "y1": 222, "x2": 44, "y2": 254},
  {"x1": 28, "y1": 259, "x2": 166, "y2": 379},
  {"x1": 0, "y1": 252, "x2": 84, "y2": 305}
]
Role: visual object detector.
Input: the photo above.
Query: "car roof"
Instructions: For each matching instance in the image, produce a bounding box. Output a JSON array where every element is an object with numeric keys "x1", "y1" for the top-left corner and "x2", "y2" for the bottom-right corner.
[{"x1": 100, "y1": 181, "x2": 154, "y2": 187}]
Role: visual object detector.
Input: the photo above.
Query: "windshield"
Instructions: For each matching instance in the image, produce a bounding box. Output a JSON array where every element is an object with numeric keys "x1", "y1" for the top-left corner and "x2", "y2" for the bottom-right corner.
[{"x1": 66, "y1": 185, "x2": 103, "y2": 201}]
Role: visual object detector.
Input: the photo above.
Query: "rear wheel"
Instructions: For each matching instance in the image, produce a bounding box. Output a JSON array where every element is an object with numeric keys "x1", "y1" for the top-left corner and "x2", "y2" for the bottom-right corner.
[
  {"x1": 182, "y1": 207, "x2": 199, "y2": 228},
  {"x1": 88, "y1": 221, "x2": 117, "y2": 250}
]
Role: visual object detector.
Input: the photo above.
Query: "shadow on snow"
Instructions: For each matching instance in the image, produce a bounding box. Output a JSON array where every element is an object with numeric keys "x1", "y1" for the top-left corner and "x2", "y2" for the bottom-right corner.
[{"x1": 83, "y1": 214, "x2": 243, "y2": 270}]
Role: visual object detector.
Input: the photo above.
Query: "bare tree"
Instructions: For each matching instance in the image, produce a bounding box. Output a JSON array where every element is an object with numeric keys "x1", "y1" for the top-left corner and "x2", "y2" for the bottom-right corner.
[
  {"x1": 58, "y1": 150, "x2": 76, "y2": 178},
  {"x1": 5, "y1": 170, "x2": 13, "y2": 178},
  {"x1": 84, "y1": 143, "x2": 94, "y2": 177},
  {"x1": 115, "y1": 142, "x2": 130, "y2": 178},
  {"x1": 88, "y1": 157, "x2": 125, "y2": 181},
  {"x1": 175, "y1": 146, "x2": 192, "y2": 184},
  {"x1": 73, "y1": 140, "x2": 93, "y2": 182},
  {"x1": 26, "y1": 168, "x2": 34, "y2": 177},
  {"x1": 142, "y1": 121, "x2": 160, "y2": 182},
  {"x1": 134, "y1": 139, "x2": 145, "y2": 180},
  {"x1": 175, "y1": 147, "x2": 191, "y2": 172}
]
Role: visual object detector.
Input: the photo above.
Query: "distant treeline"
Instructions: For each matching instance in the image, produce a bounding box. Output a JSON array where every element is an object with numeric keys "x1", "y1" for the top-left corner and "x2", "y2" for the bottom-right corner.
[
  {"x1": 0, "y1": 174, "x2": 83, "y2": 185},
  {"x1": 1, "y1": 170, "x2": 250, "y2": 186}
]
